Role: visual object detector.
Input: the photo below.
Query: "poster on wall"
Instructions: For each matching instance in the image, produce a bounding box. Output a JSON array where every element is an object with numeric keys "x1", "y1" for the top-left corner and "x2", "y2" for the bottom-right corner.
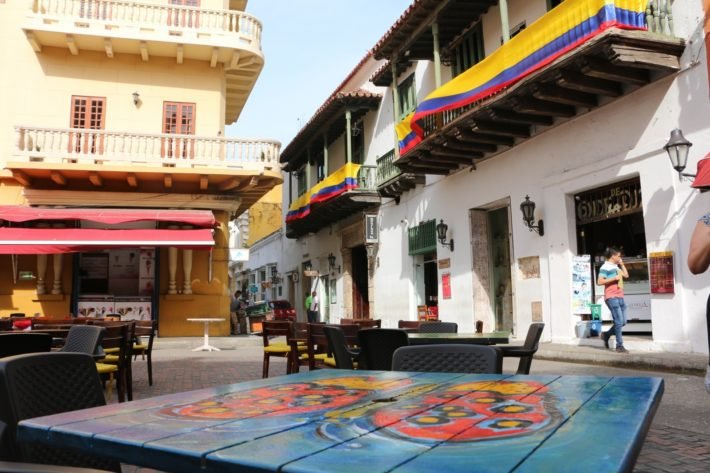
[
  {"x1": 442, "y1": 272, "x2": 451, "y2": 300},
  {"x1": 571, "y1": 255, "x2": 592, "y2": 314},
  {"x1": 649, "y1": 251, "x2": 674, "y2": 294}
]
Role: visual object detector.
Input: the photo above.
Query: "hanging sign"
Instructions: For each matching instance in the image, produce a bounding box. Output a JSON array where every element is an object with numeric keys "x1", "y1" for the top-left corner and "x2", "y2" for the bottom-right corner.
[
  {"x1": 575, "y1": 178, "x2": 642, "y2": 225},
  {"x1": 649, "y1": 251, "x2": 674, "y2": 294},
  {"x1": 365, "y1": 214, "x2": 378, "y2": 243},
  {"x1": 570, "y1": 255, "x2": 592, "y2": 314}
]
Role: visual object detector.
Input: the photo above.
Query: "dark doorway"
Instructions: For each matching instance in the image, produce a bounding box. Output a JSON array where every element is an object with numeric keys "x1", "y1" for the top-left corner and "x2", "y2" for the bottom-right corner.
[{"x1": 351, "y1": 245, "x2": 369, "y2": 318}]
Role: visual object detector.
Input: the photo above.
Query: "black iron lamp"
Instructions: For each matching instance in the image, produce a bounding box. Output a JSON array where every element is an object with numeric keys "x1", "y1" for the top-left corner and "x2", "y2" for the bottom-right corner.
[
  {"x1": 291, "y1": 271, "x2": 299, "y2": 283},
  {"x1": 664, "y1": 128, "x2": 695, "y2": 180},
  {"x1": 327, "y1": 253, "x2": 336, "y2": 273},
  {"x1": 270, "y1": 266, "x2": 281, "y2": 284},
  {"x1": 132, "y1": 91, "x2": 140, "y2": 106},
  {"x1": 304, "y1": 261, "x2": 312, "y2": 272},
  {"x1": 436, "y1": 219, "x2": 454, "y2": 251},
  {"x1": 520, "y1": 195, "x2": 544, "y2": 236}
]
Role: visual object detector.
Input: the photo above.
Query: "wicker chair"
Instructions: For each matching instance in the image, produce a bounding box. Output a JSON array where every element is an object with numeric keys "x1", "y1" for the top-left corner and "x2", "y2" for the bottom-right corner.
[
  {"x1": 392, "y1": 344, "x2": 502, "y2": 374},
  {"x1": 0, "y1": 352, "x2": 120, "y2": 471},
  {"x1": 417, "y1": 321, "x2": 458, "y2": 333}
]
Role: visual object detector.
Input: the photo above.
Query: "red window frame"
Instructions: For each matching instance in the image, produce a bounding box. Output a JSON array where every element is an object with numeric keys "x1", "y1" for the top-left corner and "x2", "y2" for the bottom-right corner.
[
  {"x1": 162, "y1": 102, "x2": 196, "y2": 159},
  {"x1": 69, "y1": 95, "x2": 106, "y2": 155}
]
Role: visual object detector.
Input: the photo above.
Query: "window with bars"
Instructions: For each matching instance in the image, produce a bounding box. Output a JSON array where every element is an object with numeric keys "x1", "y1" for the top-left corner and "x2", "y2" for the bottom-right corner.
[
  {"x1": 162, "y1": 102, "x2": 195, "y2": 159},
  {"x1": 452, "y1": 23, "x2": 485, "y2": 78},
  {"x1": 408, "y1": 220, "x2": 437, "y2": 256},
  {"x1": 69, "y1": 96, "x2": 106, "y2": 155},
  {"x1": 397, "y1": 73, "x2": 417, "y2": 121},
  {"x1": 296, "y1": 168, "x2": 307, "y2": 197}
]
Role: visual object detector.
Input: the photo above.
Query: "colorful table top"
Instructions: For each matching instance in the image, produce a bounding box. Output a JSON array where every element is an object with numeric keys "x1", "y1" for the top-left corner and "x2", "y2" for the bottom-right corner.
[
  {"x1": 18, "y1": 370, "x2": 663, "y2": 473},
  {"x1": 408, "y1": 331, "x2": 510, "y2": 345}
]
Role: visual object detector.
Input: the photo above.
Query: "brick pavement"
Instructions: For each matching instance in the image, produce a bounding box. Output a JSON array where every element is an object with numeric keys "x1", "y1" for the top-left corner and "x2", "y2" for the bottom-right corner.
[{"x1": 121, "y1": 339, "x2": 710, "y2": 473}]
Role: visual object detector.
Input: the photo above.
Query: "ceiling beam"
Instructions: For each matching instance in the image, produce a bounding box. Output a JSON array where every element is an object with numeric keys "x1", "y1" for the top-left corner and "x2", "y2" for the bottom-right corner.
[
  {"x1": 127, "y1": 173, "x2": 138, "y2": 188},
  {"x1": 164, "y1": 174, "x2": 173, "y2": 189},
  {"x1": 532, "y1": 85, "x2": 597, "y2": 108},
  {"x1": 50, "y1": 172, "x2": 66, "y2": 186},
  {"x1": 140, "y1": 41, "x2": 149, "y2": 62},
  {"x1": 455, "y1": 129, "x2": 515, "y2": 146},
  {"x1": 471, "y1": 120, "x2": 530, "y2": 138},
  {"x1": 218, "y1": 177, "x2": 241, "y2": 191},
  {"x1": 554, "y1": 70, "x2": 622, "y2": 97},
  {"x1": 104, "y1": 39, "x2": 113, "y2": 59},
  {"x1": 210, "y1": 47, "x2": 219, "y2": 68},
  {"x1": 581, "y1": 57, "x2": 649, "y2": 85},
  {"x1": 66, "y1": 35, "x2": 78, "y2": 55},
  {"x1": 485, "y1": 108, "x2": 554, "y2": 126},
  {"x1": 26, "y1": 32, "x2": 42, "y2": 53},
  {"x1": 12, "y1": 171, "x2": 31, "y2": 186},
  {"x1": 89, "y1": 172, "x2": 103, "y2": 187},
  {"x1": 511, "y1": 97, "x2": 576, "y2": 117},
  {"x1": 200, "y1": 175, "x2": 209, "y2": 190},
  {"x1": 176, "y1": 44, "x2": 184, "y2": 64}
]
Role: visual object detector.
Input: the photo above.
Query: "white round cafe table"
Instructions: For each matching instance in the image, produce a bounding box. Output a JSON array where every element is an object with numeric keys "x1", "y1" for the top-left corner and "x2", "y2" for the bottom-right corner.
[{"x1": 187, "y1": 318, "x2": 225, "y2": 351}]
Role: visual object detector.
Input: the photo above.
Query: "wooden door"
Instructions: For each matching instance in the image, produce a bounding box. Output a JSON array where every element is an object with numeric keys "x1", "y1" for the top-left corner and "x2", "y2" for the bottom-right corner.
[
  {"x1": 351, "y1": 245, "x2": 369, "y2": 318},
  {"x1": 69, "y1": 96, "x2": 105, "y2": 155},
  {"x1": 162, "y1": 102, "x2": 195, "y2": 159}
]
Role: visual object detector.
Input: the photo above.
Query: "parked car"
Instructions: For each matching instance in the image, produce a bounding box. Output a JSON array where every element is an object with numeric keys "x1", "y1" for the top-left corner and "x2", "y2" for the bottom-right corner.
[{"x1": 269, "y1": 300, "x2": 296, "y2": 321}]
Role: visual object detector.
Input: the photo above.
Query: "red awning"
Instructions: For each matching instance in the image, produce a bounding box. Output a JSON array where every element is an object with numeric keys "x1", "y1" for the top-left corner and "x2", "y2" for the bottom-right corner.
[
  {"x1": 0, "y1": 228, "x2": 214, "y2": 254},
  {"x1": 0, "y1": 207, "x2": 215, "y2": 227},
  {"x1": 691, "y1": 155, "x2": 710, "y2": 190}
]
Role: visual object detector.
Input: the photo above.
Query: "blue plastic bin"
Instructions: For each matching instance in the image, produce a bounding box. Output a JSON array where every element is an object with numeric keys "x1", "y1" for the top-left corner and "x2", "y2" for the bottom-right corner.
[{"x1": 589, "y1": 320, "x2": 602, "y2": 337}]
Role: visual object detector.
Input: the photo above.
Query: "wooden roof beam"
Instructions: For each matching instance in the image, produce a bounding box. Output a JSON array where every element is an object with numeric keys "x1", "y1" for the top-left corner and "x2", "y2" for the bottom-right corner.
[
  {"x1": 89, "y1": 172, "x2": 102, "y2": 187},
  {"x1": 127, "y1": 173, "x2": 138, "y2": 188},
  {"x1": 50, "y1": 172, "x2": 66, "y2": 186},
  {"x1": 471, "y1": 120, "x2": 530, "y2": 138},
  {"x1": 532, "y1": 85, "x2": 597, "y2": 108},
  {"x1": 554, "y1": 70, "x2": 623, "y2": 97},
  {"x1": 581, "y1": 57, "x2": 650, "y2": 85},
  {"x1": 511, "y1": 97, "x2": 576, "y2": 117},
  {"x1": 200, "y1": 175, "x2": 209, "y2": 190},
  {"x1": 219, "y1": 177, "x2": 241, "y2": 191},
  {"x1": 163, "y1": 174, "x2": 173, "y2": 189},
  {"x1": 485, "y1": 108, "x2": 554, "y2": 126},
  {"x1": 430, "y1": 147, "x2": 482, "y2": 161},
  {"x1": 454, "y1": 129, "x2": 515, "y2": 147},
  {"x1": 12, "y1": 171, "x2": 31, "y2": 186}
]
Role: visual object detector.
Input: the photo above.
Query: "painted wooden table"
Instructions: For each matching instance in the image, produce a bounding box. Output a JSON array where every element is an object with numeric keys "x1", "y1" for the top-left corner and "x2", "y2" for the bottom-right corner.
[
  {"x1": 408, "y1": 331, "x2": 510, "y2": 345},
  {"x1": 17, "y1": 370, "x2": 663, "y2": 473},
  {"x1": 186, "y1": 318, "x2": 224, "y2": 352}
]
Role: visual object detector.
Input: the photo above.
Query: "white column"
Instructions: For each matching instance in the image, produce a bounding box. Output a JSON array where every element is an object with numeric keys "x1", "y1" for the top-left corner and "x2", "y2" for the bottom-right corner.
[
  {"x1": 168, "y1": 247, "x2": 178, "y2": 294},
  {"x1": 36, "y1": 254, "x2": 47, "y2": 295},
  {"x1": 51, "y1": 253, "x2": 63, "y2": 295},
  {"x1": 182, "y1": 249, "x2": 193, "y2": 295}
]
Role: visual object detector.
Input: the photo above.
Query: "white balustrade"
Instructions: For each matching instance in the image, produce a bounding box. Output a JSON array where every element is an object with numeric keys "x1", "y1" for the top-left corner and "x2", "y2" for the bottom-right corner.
[
  {"x1": 31, "y1": 0, "x2": 262, "y2": 45},
  {"x1": 14, "y1": 126, "x2": 280, "y2": 170}
]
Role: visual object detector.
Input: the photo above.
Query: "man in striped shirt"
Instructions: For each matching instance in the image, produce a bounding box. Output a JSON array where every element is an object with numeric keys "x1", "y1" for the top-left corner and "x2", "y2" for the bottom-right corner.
[{"x1": 597, "y1": 247, "x2": 629, "y2": 353}]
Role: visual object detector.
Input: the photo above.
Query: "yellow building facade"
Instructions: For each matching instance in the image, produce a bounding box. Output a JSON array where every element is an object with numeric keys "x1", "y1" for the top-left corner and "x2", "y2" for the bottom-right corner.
[{"x1": 0, "y1": 0, "x2": 281, "y2": 336}]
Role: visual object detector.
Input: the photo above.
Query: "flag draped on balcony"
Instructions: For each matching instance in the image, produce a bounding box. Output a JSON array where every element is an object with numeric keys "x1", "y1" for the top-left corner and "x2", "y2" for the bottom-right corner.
[
  {"x1": 397, "y1": 0, "x2": 648, "y2": 156},
  {"x1": 286, "y1": 163, "x2": 362, "y2": 223}
]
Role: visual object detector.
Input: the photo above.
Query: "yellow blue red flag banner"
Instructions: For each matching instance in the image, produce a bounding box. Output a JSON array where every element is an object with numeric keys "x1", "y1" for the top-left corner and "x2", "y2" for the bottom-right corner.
[
  {"x1": 398, "y1": 0, "x2": 648, "y2": 156},
  {"x1": 286, "y1": 163, "x2": 361, "y2": 223}
]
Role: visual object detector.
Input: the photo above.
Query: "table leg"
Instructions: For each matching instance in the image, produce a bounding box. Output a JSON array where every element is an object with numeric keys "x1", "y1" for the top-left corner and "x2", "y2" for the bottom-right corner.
[{"x1": 192, "y1": 321, "x2": 221, "y2": 351}]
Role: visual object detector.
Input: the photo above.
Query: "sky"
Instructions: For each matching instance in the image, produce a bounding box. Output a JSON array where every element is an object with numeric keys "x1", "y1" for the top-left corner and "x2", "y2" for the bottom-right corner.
[{"x1": 228, "y1": 0, "x2": 413, "y2": 147}]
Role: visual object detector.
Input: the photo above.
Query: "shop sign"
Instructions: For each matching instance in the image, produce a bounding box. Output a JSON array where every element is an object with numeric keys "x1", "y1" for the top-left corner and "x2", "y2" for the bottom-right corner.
[
  {"x1": 303, "y1": 270, "x2": 319, "y2": 278},
  {"x1": 649, "y1": 251, "x2": 674, "y2": 294},
  {"x1": 442, "y1": 272, "x2": 452, "y2": 299},
  {"x1": 365, "y1": 214, "x2": 378, "y2": 243},
  {"x1": 575, "y1": 179, "x2": 642, "y2": 225},
  {"x1": 438, "y1": 258, "x2": 450, "y2": 269}
]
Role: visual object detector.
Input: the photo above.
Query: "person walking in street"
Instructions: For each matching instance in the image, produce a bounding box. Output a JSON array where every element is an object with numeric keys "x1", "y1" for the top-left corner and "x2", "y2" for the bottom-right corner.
[
  {"x1": 304, "y1": 291, "x2": 313, "y2": 322},
  {"x1": 687, "y1": 212, "x2": 710, "y2": 393},
  {"x1": 597, "y1": 247, "x2": 629, "y2": 353},
  {"x1": 307, "y1": 291, "x2": 319, "y2": 323}
]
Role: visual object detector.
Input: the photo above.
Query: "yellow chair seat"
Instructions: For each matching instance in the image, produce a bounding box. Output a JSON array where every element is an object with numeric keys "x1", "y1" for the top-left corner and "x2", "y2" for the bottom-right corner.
[
  {"x1": 101, "y1": 354, "x2": 119, "y2": 364},
  {"x1": 95, "y1": 362, "x2": 118, "y2": 374},
  {"x1": 264, "y1": 345, "x2": 291, "y2": 354},
  {"x1": 133, "y1": 343, "x2": 148, "y2": 351},
  {"x1": 103, "y1": 347, "x2": 120, "y2": 355},
  {"x1": 299, "y1": 352, "x2": 327, "y2": 361},
  {"x1": 322, "y1": 356, "x2": 336, "y2": 367}
]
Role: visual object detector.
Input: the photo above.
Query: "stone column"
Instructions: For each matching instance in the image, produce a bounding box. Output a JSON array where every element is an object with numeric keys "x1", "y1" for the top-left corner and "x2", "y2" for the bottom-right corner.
[
  {"x1": 341, "y1": 248, "x2": 353, "y2": 318},
  {"x1": 182, "y1": 249, "x2": 193, "y2": 295},
  {"x1": 36, "y1": 254, "x2": 47, "y2": 295},
  {"x1": 167, "y1": 247, "x2": 178, "y2": 294},
  {"x1": 51, "y1": 253, "x2": 63, "y2": 295}
]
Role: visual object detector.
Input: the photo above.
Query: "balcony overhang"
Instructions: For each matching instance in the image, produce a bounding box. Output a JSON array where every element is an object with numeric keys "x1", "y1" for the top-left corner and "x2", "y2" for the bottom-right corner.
[
  {"x1": 285, "y1": 191, "x2": 381, "y2": 239},
  {"x1": 395, "y1": 29, "x2": 685, "y2": 175},
  {"x1": 372, "y1": 0, "x2": 497, "y2": 61},
  {"x1": 378, "y1": 173, "x2": 425, "y2": 202},
  {"x1": 4, "y1": 162, "x2": 281, "y2": 216},
  {"x1": 22, "y1": 4, "x2": 264, "y2": 124},
  {"x1": 281, "y1": 91, "x2": 382, "y2": 171}
]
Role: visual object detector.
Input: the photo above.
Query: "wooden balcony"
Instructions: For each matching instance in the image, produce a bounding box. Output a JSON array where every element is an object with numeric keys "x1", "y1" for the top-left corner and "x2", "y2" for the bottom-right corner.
[
  {"x1": 394, "y1": 3, "x2": 685, "y2": 174},
  {"x1": 22, "y1": 0, "x2": 263, "y2": 123},
  {"x1": 285, "y1": 165, "x2": 380, "y2": 239},
  {"x1": 376, "y1": 149, "x2": 424, "y2": 203},
  {"x1": 7, "y1": 125, "x2": 282, "y2": 214}
]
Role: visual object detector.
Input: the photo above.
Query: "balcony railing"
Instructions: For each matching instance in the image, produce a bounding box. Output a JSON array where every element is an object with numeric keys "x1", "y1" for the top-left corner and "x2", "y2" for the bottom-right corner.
[
  {"x1": 375, "y1": 150, "x2": 400, "y2": 186},
  {"x1": 417, "y1": 0, "x2": 676, "y2": 139},
  {"x1": 13, "y1": 126, "x2": 280, "y2": 170},
  {"x1": 30, "y1": 0, "x2": 262, "y2": 45},
  {"x1": 357, "y1": 165, "x2": 377, "y2": 191}
]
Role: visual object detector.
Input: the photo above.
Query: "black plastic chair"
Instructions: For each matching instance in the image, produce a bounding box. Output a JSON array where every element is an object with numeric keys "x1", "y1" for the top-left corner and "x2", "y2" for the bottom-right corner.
[
  {"x1": 418, "y1": 321, "x2": 458, "y2": 333},
  {"x1": 323, "y1": 326, "x2": 357, "y2": 370},
  {"x1": 59, "y1": 326, "x2": 105, "y2": 355},
  {"x1": 499, "y1": 323, "x2": 545, "y2": 374},
  {"x1": 356, "y1": 329, "x2": 409, "y2": 371},
  {"x1": 392, "y1": 344, "x2": 503, "y2": 374},
  {"x1": 0, "y1": 334, "x2": 53, "y2": 358},
  {"x1": 0, "y1": 461, "x2": 112, "y2": 472},
  {"x1": 0, "y1": 352, "x2": 120, "y2": 471}
]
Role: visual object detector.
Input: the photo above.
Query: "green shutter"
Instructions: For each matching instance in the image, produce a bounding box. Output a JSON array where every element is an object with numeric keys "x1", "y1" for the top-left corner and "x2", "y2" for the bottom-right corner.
[{"x1": 408, "y1": 220, "x2": 437, "y2": 255}]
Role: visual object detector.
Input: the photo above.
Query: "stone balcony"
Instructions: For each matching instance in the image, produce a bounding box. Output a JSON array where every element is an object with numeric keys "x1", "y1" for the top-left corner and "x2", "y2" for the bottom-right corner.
[
  {"x1": 7, "y1": 125, "x2": 282, "y2": 214},
  {"x1": 22, "y1": 0, "x2": 264, "y2": 123}
]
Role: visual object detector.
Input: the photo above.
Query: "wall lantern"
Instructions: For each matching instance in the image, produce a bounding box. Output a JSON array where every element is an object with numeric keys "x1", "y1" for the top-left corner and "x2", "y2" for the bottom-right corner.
[
  {"x1": 664, "y1": 128, "x2": 695, "y2": 180},
  {"x1": 327, "y1": 253, "x2": 340, "y2": 273},
  {"x1": 132, "y1": 91, "x2": 140, "y2": 106},
  {"x1": 270, "y1": 266, "x2": 281, "y2": 284},
  {"x1": 304, "y1": 262, "x2": 312, "y2": 272},
  {"x1": 520, "y1": 195, "x2": 544, "y2": 236},
  {"x1": 291, "y1": 272, "x2": 299, "y2": 283},
  {"x1": 436, "y1": 219, "x2": 454, "y2": 251}
]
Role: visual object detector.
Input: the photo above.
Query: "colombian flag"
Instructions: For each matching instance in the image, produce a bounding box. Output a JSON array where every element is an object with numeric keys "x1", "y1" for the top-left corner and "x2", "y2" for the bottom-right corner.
[{"x1": 286, "y1": 163, "x2": 362, "y2": 223}]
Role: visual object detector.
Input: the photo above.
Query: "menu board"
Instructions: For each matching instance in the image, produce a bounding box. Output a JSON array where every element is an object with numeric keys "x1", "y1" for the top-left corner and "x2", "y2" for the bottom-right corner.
[
  {"x1": 442, "y1": 272, "x2": 451, "y2": 299},
  {"x1": 649, "y1": 251, "x2": 674, "y2": 294},
  {"x1": 571, "y1": 255, "x2": 592, "y2": 314}
]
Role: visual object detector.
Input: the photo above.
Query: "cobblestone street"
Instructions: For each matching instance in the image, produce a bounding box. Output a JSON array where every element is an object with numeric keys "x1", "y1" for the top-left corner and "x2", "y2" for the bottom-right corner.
[{"x1": 121, "y1": 338, "x2": 710, "y2": 473}]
